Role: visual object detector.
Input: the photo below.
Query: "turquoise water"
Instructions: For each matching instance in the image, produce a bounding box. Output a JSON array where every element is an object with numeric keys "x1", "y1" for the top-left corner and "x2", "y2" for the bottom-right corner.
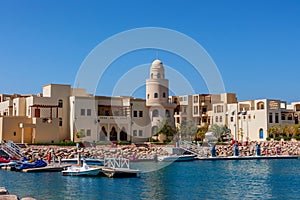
[{"x1": 1, "y1": 159, "x2": 300, "y2": 199}]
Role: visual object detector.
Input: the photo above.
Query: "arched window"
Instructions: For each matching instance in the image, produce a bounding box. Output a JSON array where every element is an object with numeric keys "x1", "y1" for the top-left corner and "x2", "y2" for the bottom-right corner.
[
  {"x1": 259, "y1": 128, "x2": 264, "y2": 139},
  {"x1": 157, "y1": 73, "x2": 161, "y2": 78},
  {"x1": 153, "y1": 109, "x2": 159, "y2": 117},
  {"x1": 151, "y1": 73, "x2": 154, "y2": 79},
  {"x1": 163, "y1": 92, "x2": 166, "y2": 98},
  {"x1": 147, "y1": 94, "x2": 150, "y2": 99},
  {"x1": 58, "y1": 99, "x2": 63, "y2": 108},
  {"x1": 154, "y1": 93, "x2": 158, "y2": 98},
  {"x1": 257, "y1": 102, "x2": 264, "y2": 110}
]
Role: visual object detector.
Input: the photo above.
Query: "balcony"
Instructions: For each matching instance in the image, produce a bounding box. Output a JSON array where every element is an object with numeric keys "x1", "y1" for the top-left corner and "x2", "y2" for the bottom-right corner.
[{"x1": 98, "y1": 116, "x2": 130, "y2": 124}]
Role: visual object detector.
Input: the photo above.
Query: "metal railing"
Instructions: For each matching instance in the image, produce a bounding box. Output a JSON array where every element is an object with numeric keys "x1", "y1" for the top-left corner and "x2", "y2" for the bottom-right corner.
[
  {"x1": 0, "y1": 140, "x2": 22, "y2": 159},
  {"x1": 104, "y1": 158, "x2": 130, "y2": 169},
  {"x1": 179, "y1": 140, "x2": 212, "y2": 157}
]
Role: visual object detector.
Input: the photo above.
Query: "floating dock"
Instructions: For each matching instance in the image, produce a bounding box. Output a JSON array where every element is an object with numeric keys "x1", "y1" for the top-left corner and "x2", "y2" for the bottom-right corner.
[{"x1": 197, "y1": 155, "x2": 299, "y2": 161}]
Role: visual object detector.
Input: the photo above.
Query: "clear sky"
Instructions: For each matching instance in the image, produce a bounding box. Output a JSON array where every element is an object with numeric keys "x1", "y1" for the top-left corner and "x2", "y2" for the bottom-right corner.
[{"x1": 0, "y1": 0, "x2": 299, "y2": 102}]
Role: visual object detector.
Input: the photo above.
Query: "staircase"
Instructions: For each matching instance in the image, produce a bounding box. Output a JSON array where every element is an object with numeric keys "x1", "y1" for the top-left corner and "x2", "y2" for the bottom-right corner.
[
  {"x1": 179, "y1": 140, "x2": 212, "y2": 157},
  {"x1": 0, "y1": 141, "x2": 22, "y2": 160}
]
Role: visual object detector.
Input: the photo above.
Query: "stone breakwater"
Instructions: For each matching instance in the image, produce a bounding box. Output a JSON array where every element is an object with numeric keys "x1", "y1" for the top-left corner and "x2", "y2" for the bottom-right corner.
[
  {"x1": 21, "y1": 141, "x2": 300, "y2": 160},
  {"x1": 215, "y1": 141, "x2": 300, "y2": 157},
  {"x1": 21, "y1": 144, "x2": 170, "y2": 160}
]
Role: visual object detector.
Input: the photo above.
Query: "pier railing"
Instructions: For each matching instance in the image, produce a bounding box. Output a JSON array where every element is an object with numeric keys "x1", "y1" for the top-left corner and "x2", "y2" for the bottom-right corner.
[
  {"x1": 0, "y1": 141, "x2": 22, "y2": 160},
  {"x1": 179, "y1": 140, "x2": 212, "y2": 157},
  {"x1": 104, "y1": 158, "x2": 130, "y2": 169}
]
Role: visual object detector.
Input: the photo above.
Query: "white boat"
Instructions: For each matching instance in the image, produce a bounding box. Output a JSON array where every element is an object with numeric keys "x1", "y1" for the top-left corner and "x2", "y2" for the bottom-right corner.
[
  {"x1": 61, "y1": 162, "x2": 101, "y2": 176},
  {"x1": 158, "y1": 154, "x2": 196, "y2": 162}
]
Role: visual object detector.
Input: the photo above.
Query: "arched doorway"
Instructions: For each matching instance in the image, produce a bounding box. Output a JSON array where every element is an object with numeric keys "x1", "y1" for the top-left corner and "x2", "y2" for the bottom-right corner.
[
  {"x1": 100, "y1": 126, "x2": 107, "y2": 141},
  {"x1": 110, "y1": 127, "x2": 117, "y2": 141},
  {"x1": 259, "y1": 128, "x2": 264, "y2": 139},
  {"x1": 120, "y1": 127, "x2": 127, "y2": 141}
]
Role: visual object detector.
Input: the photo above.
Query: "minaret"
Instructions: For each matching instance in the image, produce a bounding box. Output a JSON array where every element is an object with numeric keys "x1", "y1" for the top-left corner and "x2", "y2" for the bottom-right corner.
[{"x1": 146, "y1": 59, "x2": 176, "y2": 135}]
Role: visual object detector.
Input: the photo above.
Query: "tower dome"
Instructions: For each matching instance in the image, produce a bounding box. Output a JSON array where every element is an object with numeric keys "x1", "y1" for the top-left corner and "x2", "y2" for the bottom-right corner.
[{"x1": 150, "y1": 59, "x2": 164, "y2": 79}]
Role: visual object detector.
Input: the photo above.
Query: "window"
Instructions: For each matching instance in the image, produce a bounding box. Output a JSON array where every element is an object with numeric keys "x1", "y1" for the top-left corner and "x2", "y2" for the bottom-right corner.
[
  {"x1": 13, "y1": 131, "x2": 16, "y2": 136},
  {"x1": 87, "y1": 109, "x2": 91, "y2": 116},
  {"x1": 194, "y1": 106, "x2": 198, "y2": 115},
  {"x1": 230, "y1": 117, "x2": 234, "y2": 122},
  {"x1": 281, "y1": 114, "x2": 286, "y2": 120},
  {"x1": 163, "y1": 92, "x2": 166, "y2": 98},
  {"x1": 257, "y1": 102, "x2": 264, "y2": 110},
  {"x1": 157, "y1": 73, "x2": 160, "y2": 78},
  {"x1": 81, "y1": 109, "x2": 85, "y2": 116},
  {"x1": 58, "y1": 99, "x2": 63, "y2": 108},
  {"x1": 139, "y1": 111, "x2": 143, "y2": 117},
  {"x1": 86, "y1": 129, "x2": 91, "y2": 137},
  {"x1": 166, "y1": 110, "x2": 170, "y2": 117},
  {"x1": 183, "y1": 106, "x2": 187, "y2": 114},
  {"x1": 202, "y1": 107, "x2": 207, "y2": 114},
  {"x1": 275, "y1": 113, "x2": 279, "y2": 123},
  {"x1": 220, "y1": 116, "x2": 223, "y2": 123},
  {"x1": 153, "y1": 110, "x2": 159, "y2": 117},
  {"x1": 133, "y1": 130, "x2": 137, "y2": 136},
  {"x1": 154, "y1": 93, "x2": 158, "y2": 98},
  {"x1": 133, "y1": 111, "x2": 138, "y2": 117},
  {"x1": 105, "y1": 110, "x2": 109, "y2": 116},
  {"x1": 151, "y1": 73, "x2": 153, "y2": 79},
  {"x1": 215, "y1": 116, "x2": 218, "y2": 122},
  {"x1": 59, "y1": 118, "x2": 62, "y2": 126},
  {"x1": 269, "y1": 113, "x2": 273, "y2": 123},
  {"x1": 147, "y1": 94, "x2": 150, "y2": 99},
  {"x1": 194, "y1": 96, "x2": 198, "y2": 103},
  {"x1": 287, "y1": 114, "x2": 293, "y2": 120},
  {"x1": 138, "y1": 130, "x2": 143, "y2": 136}
]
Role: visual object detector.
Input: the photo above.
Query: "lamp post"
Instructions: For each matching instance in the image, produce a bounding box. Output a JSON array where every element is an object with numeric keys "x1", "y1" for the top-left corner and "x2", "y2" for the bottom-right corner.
[{"x1": 130, "y1": 102, "x2": 133, "y2": 144}]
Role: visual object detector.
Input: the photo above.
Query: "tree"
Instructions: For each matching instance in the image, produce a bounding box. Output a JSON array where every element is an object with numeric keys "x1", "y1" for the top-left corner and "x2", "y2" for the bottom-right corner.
[
  {"x1": 208, "y1": 124, "x2": 227, "y2": 141},
  {"x1": 178, "y1": 119, "x2": 198, "y2": 141},
  {"x1": 75, "y1": 130, "x2": 85, "y2": 139},
  {"x1": 195, "y1": 125, "x2": 209, "y2": 141},
  {"x1": 283, "y1": 124, "x2": 297, "y2": 137},
  {"x1": 268, "y1": 125, "x2": 282, "y2": 138},
  {"x1": 157, "y1": 119, "x2": 176, "y2": 136}
]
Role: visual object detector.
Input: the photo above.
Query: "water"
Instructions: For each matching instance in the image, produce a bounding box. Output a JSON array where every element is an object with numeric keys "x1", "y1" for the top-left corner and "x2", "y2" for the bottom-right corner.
[{"x1": 1, "y1": 159, "x2": 300, "y2": 200}]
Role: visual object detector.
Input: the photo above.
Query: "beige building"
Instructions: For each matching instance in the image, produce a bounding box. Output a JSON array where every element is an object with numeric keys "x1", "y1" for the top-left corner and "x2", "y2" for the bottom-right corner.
[
  {"x1": 0, "y1": 84, "x2": 74, "y2": 143},
  {"x1": 1, "y1": 60, "x2": 300, "y2": 144}
]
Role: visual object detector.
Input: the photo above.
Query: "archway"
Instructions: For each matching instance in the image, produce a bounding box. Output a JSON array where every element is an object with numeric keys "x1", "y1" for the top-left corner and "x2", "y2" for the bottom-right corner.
[
  {"x1": 120, "y1": 127, "x2": 127, "y2": 141},
  {"x1": 100, "y1": 126, "x2": 107, "y2": 141},
  {"x1": 110, "y1": 126, "x2": 117, "y2": 141}
]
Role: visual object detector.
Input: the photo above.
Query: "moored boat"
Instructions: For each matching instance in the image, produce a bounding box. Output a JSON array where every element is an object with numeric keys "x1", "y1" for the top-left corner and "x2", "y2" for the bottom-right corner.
[{"x1": 61, "y1": 162, "x2": 101, "y2": 176}]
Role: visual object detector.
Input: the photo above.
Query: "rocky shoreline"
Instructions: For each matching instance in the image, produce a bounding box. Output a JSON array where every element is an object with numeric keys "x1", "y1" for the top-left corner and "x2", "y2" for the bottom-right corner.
[{"x1": 21, "y1": 141, "x2": 300, "y2": 160}]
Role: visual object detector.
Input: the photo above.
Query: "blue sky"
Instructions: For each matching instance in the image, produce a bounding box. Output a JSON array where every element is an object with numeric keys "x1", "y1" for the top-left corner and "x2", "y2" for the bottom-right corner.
[{"x1": 0, "y1": 0, "x2": 299, "y2": 102}]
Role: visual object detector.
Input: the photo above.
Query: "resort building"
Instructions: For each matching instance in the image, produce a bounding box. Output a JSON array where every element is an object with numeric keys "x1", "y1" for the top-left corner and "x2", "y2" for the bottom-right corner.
[{"x1": 0, "y1": 59, "x2": 299, "y2": 144}]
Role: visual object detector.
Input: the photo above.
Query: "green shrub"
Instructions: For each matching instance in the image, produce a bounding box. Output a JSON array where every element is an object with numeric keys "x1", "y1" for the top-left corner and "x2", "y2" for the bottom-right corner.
[
  {"x1": 266, "y1": 137, "x2": 271, "y2": 141},
  {"x1": 274, "y1": 136, "x2": 281, "y2": 141},
  {"x1": 294, "y1": 136, "x2": 300, "y2": 140},
  {"x1": 284, "y1": 136, "x2": 292, "y2": 141}
]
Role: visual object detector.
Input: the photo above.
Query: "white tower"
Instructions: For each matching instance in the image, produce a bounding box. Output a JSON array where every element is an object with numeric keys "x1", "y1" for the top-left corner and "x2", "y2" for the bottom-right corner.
[{"x1": 146, "y1": 59, "x2": 176, "y2": 135}]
